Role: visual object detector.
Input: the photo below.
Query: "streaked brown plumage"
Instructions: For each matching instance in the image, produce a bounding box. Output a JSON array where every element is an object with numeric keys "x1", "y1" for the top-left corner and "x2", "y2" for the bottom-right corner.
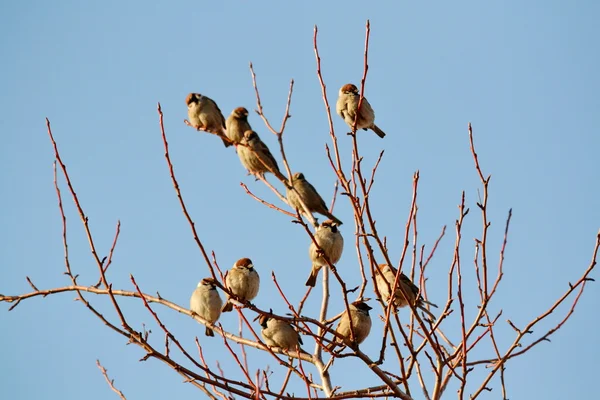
[
  {"x1": 237, "y1": 130, "x2": 286, "y2": 182},
  {"x1": 259, "y1": 315, "x2": 303, "y2": 351},
  {"x1": 326, "y1": 300, "x2": 372, "y2": 350},
  {"x1": 374, "y1": 264, "x2": 437, "y2": 320},
  {"x1": 186, "y1": 92, "x2": 231, "y2": 147},
  {"x1": 286, "y1": 172, "x2": 343, "y2": 226},
  {"x1": 225, "y1": 107, "x2": 251, "y2": 145}
]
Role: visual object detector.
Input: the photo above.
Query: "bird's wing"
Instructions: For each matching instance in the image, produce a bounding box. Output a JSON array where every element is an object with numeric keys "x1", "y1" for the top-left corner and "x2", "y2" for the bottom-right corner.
[
  {"x1": 296, "y1": 329, "x2": 304, "y2": 345},
  {"x1": 307, "y1": 180, "x2": 328, "y2": 210},
  {"x1": 257, "y1": 140, "x2": 280, "y2": 170},
  {"x1": 203, "y1": 97, "x2": 226, "y2": 128},
  {"x1": 342, "y1": 100, "x2": 355, "y2": 121},
  {"x1": 400, "y1": 273, "x2": 421, "y2": 295}
]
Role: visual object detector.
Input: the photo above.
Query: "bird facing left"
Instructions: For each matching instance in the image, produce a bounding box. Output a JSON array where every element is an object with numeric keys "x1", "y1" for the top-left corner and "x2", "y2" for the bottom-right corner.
[
  {"x1": 185, "y1": 92, "x2": 231, "y2": 147},
  {"x1": 259, "y1": 315, "x2": 303, "y2": 351}
]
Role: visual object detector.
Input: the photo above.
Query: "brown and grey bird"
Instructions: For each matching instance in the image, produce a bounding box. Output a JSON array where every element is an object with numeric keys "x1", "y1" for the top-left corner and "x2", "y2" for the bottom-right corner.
[
  {"x1": 306, "y1": 220, "x2": 344, "y2": 287},
  {"x1": 259, "y1": 315, "x2": 303, "y2": 351},
  {"x1": 222, "y1": 258, "x2": 260, "y2": 313},
  {"x1": 190, "y1": 278, "x2": 223, "y2": 337},
  {"x1": 237, "y1": 130, "x2": 286, "y2": 182},
  {"x1": 336, "y1": 83, "x2": 386, "y2": 138},
  {"x1": 225, "y1": 107, "x2": 251, "y2": 145},
  {"x1": 185, "y1": 92, "x2": 231, "y2": 147},
  {"x1": 286, "y1": 172, "x2": 343, "y2": 226},
  {"x1": 374, "y1": 264, "x2": 437, "y2": 320},
  {"x1": 326, "y1": 300, "x2": 372, "y2": 351}
]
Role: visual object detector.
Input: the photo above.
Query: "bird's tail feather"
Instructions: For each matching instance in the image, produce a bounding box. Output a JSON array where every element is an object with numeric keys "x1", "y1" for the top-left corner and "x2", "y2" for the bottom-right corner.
[
  {"x1": 420, "y1": 298, "x2": 438, "y2": 308},
  {"x1": 370, "y1": 124, "x2": 386, "y2": 138},
  {"x1": 326, "y1": 212, "x2": 344, "y2": 226},
  {"x1": 221, "y1": 301, "x2": 234, "y2": 313},
  {"x1": 305, "y1": 267, "x2": 319, "y2": 287},
  {"x1": 418, "y1": 304, "x2": 436, "y2": 321}
]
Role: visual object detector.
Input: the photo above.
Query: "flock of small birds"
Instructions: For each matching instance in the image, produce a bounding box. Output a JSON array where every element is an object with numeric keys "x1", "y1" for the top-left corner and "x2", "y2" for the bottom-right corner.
[{"x1": 186, "y1": 83, "x2": 437, "y2": 351}]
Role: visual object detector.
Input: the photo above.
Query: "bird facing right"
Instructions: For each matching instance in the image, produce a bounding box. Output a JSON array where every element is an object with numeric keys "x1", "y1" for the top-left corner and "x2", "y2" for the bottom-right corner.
[
  {"x1": 222, "y1": 257, "x2": 260, "y2": 313},
  {"x1": 286, "y1": 172, "x2": 343, "y2": 226},
  {"x1": 185, "y1": 93, "x2": 231, "y2": 147},
  {"x1": 190, "y1": 278, "x2": 223, "y2": 337},
  {"x1": 374, "y1": 264, "x2": 437, "y2": 320},
  {"x1": 306, "y1": 220, "x2": 344, "y2": 287},
  {"x1": 327, "y1": 300, "x2": 372, "y2": 350},
  {"x1": 259, "y1": 315, "x2": 303, "y2": 351},
  {"x1": 336, "y1": 83, "x2": 386, "y2": 138}
]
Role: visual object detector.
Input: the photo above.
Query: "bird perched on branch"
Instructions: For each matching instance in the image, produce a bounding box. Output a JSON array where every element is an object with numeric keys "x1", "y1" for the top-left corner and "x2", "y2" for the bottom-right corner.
[
  {"x1": 259, "y1": 315, "x2": 303, "y2": 351},
  {"x1": 225, "y1": 107, "x2": 251, "y2": 145},
  {"x1": 336, "y1": 83, "x2": 386, "y2": 138},
  {"x1": 326, "y1": 300, "x2": 372, "y2": 350},
  {"x1": 374, "y1": 264, "x2": 437, "y2": 320},
  {"x1": 185, "y1": 92, "x2": 231, "y2": 147},
  {"x1": 286, "y1": 172, "x2": 343, "y2": 226},
  {"x1": 190, "y1": 278, "x2": 223, "y2": 337},
  {"x1": 222, "y1": 258, "x2": 260, "y2": 313},
  {"x1": 306, "y1": 220, "x2": 344, "y2": 287},
  {"x1": 237, "y1": 130, "x2": 286, "y2": 182}
]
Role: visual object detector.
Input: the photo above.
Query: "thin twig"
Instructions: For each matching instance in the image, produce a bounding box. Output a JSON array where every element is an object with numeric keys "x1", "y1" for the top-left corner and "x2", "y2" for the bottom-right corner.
[
  {"x1": 96, "y1": 360, "x2": 127, "y2": 400},
  {"x1": 157, "y1": 104, "x2": 218, "y2": 280}
]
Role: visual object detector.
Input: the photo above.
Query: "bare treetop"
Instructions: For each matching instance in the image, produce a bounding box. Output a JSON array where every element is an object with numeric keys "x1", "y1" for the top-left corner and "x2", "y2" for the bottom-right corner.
[{"x1": 1, "y1": 20, "x2": 597, "y2": 400}]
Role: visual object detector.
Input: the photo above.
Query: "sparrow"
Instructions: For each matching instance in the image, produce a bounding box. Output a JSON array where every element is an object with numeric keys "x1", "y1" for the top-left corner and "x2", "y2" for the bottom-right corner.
[
  {"x1": 190, "y1": 278, "x2": 223, "y2": 337},
  {"x1": 374, "y1": 264, "x2": 437, "y2": 320},
  {"x1": 185, "y1": 93, "x2": 231, "y2": 147},
  {"x1": 286, "y1": 172, "x2": 343, "y2": 226},
  {"x1": 336, "y1": 83, "x2": 386, "y2": 138},
  {"x1": 326, "y1": 300, "x2": 372, "y2": 350},
  {"x1": 259, "y1": 315, "x2": 303, "y2": 351},
  {"x1": 225, "y1": 107, "x2": 251, "y2": 145},
  {"x1": 306, "y1": 220, "x2": 344, "y2": 287},
  {"x1": 222, "y1": 258, "x2": 260, "y2": 312},
  {"x1": 237, "y1": 130, "x2": 286, "y2": 182}
]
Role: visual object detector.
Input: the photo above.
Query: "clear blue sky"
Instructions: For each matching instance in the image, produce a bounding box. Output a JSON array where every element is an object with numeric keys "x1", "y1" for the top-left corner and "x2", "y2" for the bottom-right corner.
[{"x1": 1, "y1": 1, "x2": 598, "y2": 399}]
